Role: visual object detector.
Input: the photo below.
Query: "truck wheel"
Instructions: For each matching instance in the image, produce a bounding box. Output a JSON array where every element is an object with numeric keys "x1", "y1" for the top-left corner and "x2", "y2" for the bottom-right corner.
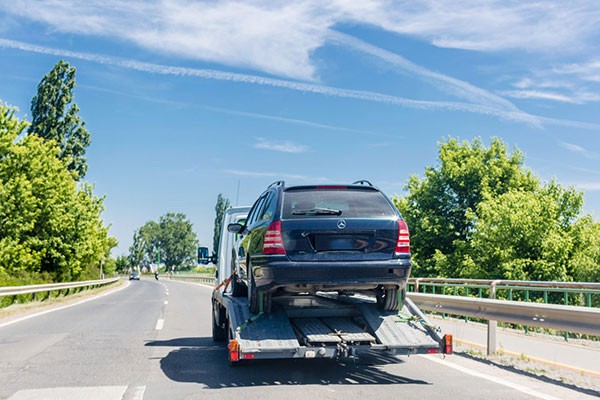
[
  {"x1": 377, "y1": 287, "x2": 399, "y2": 311},
  {"x1": 212, "y1": 303, "x2": 226, "y2": 342}
]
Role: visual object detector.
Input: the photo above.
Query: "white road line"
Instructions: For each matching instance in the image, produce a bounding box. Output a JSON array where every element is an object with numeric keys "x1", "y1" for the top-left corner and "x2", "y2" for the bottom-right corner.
[
  {"x1": 8, "y1": 385, "x2": 128, "y2": 400},
  {"x1": 164, "y1": 301, "x2": 168, "y2": 305},
  {"x1": 155, "y1": 318, "x2": 164, "y2": 330},
  {"x1": 123, "y1": 385, "x2": 146, "y2": 400},
  {"x1": 421, "y1": 355, "x2": 563, "y2": 400},
  {"x1": 0, "y1": 281, "x2": 131, "y2": 329}
]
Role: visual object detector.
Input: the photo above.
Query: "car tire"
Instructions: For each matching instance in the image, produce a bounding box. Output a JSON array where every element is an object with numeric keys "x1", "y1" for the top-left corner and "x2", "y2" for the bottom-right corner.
[
  {"x1": 248, "y1": 265, "x2": 271, "y2": 314},
  {"x1": 377, "y1": 287, "x2": 399, "y2": 311},
  {"x1": 248, "y1": 268, "x2": 259, "y2": 314},
  {"x1": 231, "y1": 274, "x2": 247, "y2": 297}
]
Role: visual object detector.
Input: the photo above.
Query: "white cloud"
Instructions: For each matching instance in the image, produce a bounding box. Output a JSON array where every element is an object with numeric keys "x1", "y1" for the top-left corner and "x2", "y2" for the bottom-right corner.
[
  {"x1": 555, "y1": 60, "x2": 600, "y2": 82},
  {"x1": 5, "y1": 1, "x2": 600, "y2": 80},
  {"x1": 253, "y1": 137, "x2": 308, "y2": 153},
  {"x1": 3, "y1": 37, "x2": 600, "y2": 131},
  {"x1": 560, "y1": 141, "x2": 586, "y2": 154},
  {"x1": 500, "y1": 90, "x2": 581, "y2": 104},
  {"x1": 329, "y1": 32, "x2": 519, "y2": 112},
  {"x1": 574, "y1": 182, "x2": 600, "y2": 191},
  {"x1": 505, "y1": 62, "x2": 600, "y2": 105},
  {"x1": 224, "y1": 169, "x2": 329, "y2": 183},
  {"x1": 559, "y1": 141, "x2": 596, "y2": 159}
]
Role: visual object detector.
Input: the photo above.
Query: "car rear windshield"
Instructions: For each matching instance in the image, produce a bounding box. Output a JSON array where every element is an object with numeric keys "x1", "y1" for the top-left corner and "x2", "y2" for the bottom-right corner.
[{"x1": 282, "y1": 188, "x2": 396, "y2": 219}]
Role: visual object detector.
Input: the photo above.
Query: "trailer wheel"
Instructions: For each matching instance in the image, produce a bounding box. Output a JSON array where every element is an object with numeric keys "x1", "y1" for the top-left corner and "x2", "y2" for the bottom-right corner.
[
  {"x1": 376, "y1": 287, "x2": 399, "y2": 311},
  {"x1": 212, "y1": 303, "x2": 227, "y2": 342}
]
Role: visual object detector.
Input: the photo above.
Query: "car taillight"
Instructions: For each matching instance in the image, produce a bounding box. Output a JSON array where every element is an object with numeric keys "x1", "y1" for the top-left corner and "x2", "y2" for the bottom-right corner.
[
  {"x1": 263, "y1": 220, "x2": 286, "y2": 255},
  {"x1": 395, "y1": 219, "x2": 410, "y2": 255}
]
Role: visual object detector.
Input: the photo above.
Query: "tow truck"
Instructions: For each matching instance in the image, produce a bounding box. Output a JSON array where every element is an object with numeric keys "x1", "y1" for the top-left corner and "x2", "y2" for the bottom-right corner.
[{"x1": 206, "y1": 207, "x2": 452, "y2": 364}]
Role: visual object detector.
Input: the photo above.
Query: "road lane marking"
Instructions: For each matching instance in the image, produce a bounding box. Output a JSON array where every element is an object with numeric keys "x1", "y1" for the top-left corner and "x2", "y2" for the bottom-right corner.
[
  {"x1": 164, "y1": 301, "x2": 168, "y2": 305},
  {"x1": 454, "y1": 338, "x2": 600, "y2": 378},
  {"x1": 8, "y1": 386, "x2": 128, "y2": 400},
  {"x1": 155, "y1": 318, "x2": 164, "y2": 330},
  {"x1": 122, "y1": 385, "x2": 146, "y2": 400},
  {"x1": 0, "y1": 281, "x2": 131, "y2": 329},
  {"x1": 421, "y1": 355, "x2": 563, "y2": 400}
]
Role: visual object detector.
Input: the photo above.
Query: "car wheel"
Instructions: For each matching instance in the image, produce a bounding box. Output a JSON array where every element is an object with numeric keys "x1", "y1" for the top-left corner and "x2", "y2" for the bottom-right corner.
[
  {"x1": 376, "y1": 287, "x2": 399, "y2": 311},
  {"x1": 231, "y1": 274, "x2": 247, "y2": 297},
  {"x1": 248, "y1": 268, "x2": 259, "y2": 314},
  {"x1": 248, "y1": 265, "x2": 271, "y2": 314}
]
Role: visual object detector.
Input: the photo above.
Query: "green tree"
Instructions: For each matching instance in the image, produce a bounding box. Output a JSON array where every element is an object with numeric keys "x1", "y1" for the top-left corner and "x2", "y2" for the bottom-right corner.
[
  {"x1": 129, "y1": 221, "x2": 160, "y2": 268},
  {"x1": 0, "y1": 101, "x2": 115, "y2": 284},
  {"x1": 394, "y1": 137, "x2": 537, "y2": 277},
  {"x1": 464, "y1": 182, "x2": 583, "y2": 281},
  {"x1": 128, "y1": 213, "x2": 198, "y2": 272},
  {"x1": 569, "y1": 217, "x2": 600, "y2": 283},
  {"x1": 115, "y1": 255, "x2": 130, "y2": 274},
  {"x1": 29, "y1": 60, "x2": 90, "y2": 180},
  {"x1": 159, "y1": 213, "x2": 198, "y2": 271},
  {"x1": 213, "y1": 194, "x2": 231, "y2": 255}
]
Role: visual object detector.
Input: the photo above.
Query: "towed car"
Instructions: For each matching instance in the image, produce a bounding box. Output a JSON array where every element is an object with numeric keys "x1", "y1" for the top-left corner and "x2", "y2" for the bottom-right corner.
[{"x1": 228, "y1": 180, "x2": 411, "y2": 313}]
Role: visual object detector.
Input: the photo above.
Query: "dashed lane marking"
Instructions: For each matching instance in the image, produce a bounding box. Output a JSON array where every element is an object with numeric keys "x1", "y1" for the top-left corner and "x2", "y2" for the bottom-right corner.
[
  {"x1": 164, "y1": 301, "x2": 168, "y2": 305},
  {"x1": 155, "y1": 318, "x2": 164, "y2": 330}
]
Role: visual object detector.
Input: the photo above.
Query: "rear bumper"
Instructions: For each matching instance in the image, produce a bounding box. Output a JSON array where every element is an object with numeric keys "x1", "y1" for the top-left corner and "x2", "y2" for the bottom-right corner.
[{"x1": 253, "y1": 259, "x2": 411, "y2": 292}]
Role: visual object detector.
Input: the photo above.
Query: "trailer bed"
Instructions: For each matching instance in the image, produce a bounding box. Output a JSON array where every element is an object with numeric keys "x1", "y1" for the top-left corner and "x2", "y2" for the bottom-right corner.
[{"x1": 213, "y1": 291, "x2": 450, "y2": 362}]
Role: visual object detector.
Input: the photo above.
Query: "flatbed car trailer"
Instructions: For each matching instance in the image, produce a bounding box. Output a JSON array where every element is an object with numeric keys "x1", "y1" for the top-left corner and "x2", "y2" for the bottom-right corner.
[{"x1": 211, "y1": 289, "x2": 452, "y2": 363}]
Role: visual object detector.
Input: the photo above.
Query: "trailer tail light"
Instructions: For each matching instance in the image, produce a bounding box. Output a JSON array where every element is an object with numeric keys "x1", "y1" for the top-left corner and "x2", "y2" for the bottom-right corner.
[
  {"x1": 395, "y1": 220, "x2": 410, "y2": 255},
  {"x1": 442, "y1": 334, "x2": 453, "y2": 354},
  {"x1": 228, "y1": 339, "x2": 240, "y2": 362},
  {"x1": 427, "y1": 348, "x2": 438, "y2": 354},
  {"x1": 243, "y1": 353, "x2": 255, "y2": 360},
  {"x1": 263, "y1": 221, "x2": 286, "y2": 255}
]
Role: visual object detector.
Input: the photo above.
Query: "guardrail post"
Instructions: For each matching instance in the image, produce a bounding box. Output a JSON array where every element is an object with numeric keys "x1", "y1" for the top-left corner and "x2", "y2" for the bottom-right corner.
[
  {"x1": 414, "y1": 278, "x2": 422, "y2": 293},
  {"x1": 487, "y1": 280, "x2": 500, "y2": 355}
]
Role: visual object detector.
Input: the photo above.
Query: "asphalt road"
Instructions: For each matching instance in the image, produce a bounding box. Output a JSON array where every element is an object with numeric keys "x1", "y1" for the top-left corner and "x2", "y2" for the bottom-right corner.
[{"x1": 0, "y1": 279, "x2": 597, "y2": 400}]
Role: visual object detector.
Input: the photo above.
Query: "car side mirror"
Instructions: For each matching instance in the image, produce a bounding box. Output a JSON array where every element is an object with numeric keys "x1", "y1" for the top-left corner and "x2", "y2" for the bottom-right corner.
[{"x1": 227, "y1": 223, "x2": 244, "y2": 234}]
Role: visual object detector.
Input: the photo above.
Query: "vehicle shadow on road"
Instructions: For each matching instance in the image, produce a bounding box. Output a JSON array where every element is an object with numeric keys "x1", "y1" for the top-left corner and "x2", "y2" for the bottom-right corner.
[{"x1": 145, "y1": 337, "x2": 431, "y2": 388}]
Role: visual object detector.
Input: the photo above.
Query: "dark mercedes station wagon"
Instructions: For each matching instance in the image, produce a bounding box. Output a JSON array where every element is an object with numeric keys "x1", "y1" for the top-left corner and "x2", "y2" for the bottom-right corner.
[{"x1": 228, "y1": 181, "x2": 411, "y2": 313}]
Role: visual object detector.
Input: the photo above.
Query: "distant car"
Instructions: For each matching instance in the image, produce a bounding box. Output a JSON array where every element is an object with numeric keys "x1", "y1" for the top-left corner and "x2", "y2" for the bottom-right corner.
[
  {"x1": 228, "y1": 180, "x2": 411, "y2": 313},
  {"x1": 129, "y1": 271, "x2": 140, "y2": 280}
]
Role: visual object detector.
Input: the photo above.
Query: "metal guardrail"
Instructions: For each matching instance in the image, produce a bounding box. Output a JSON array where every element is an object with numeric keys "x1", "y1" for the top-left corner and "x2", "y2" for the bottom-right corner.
[
  {"x1": 408, "y1": 278, "x2": 600, "y2": 306},
  {"x1": 408, "y1": 292, "x2": 600, "y2": 336},
  {"x1": 0, "y1": 278, "x2": 120, "y2": 298},
  {"x1": 167, "y1": 275, "x2": 215, "y2": 285}
]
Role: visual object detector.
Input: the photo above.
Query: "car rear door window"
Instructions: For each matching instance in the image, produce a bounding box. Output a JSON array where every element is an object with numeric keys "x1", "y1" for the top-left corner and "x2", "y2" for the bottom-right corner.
[{"x1": 282, "y1": 188, "x2": 395, "y2": 219}]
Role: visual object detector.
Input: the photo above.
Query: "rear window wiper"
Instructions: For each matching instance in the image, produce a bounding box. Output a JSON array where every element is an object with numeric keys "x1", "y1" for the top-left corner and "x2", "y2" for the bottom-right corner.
[{"x1": 292, "y1": 207, "x2": 343, "y2": 216}]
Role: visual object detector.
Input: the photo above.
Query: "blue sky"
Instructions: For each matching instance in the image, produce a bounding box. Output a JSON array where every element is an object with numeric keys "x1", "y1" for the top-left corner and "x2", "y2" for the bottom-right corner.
[{"x1": 1, "y1": 1, "x2": 599, "y2": 255}]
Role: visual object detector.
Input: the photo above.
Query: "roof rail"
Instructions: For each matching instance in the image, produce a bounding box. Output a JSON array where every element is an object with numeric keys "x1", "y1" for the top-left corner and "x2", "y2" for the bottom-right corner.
[
  {"x1": 352, "y1": 180, "x2": 373, "y2": 187},
  {"x1": 267, "y1": 180, "x2": 285, "y2": 189}
]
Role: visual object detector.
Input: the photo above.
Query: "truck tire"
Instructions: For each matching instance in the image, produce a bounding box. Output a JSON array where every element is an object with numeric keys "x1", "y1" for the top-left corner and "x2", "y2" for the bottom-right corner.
[
  {"x1": 377, "y1": 287, "x2": 399, "y2": 311},
  {"x1": 212, "y1": 303, "x2": 227, "y2": 342}
]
